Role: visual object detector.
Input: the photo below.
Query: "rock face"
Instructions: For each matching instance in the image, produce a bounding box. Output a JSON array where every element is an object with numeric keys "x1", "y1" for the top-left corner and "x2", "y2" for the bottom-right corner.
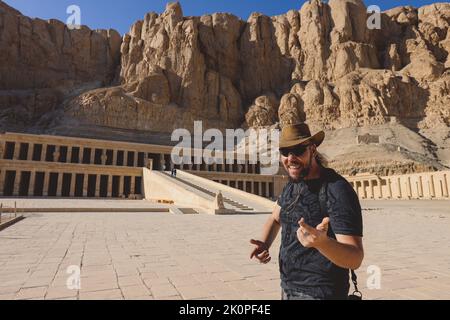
[
  {"x1": 0, "y1": 1, "x2": 121, "y2": 128},
  {"x1": 57, "y1": 1, "x2": 450, "y2": 133},
  {"x1": 245, "y1": 94, "x2": 279, "y2": 128},
  {"x1": 1, "y1": 0, "x2": 449, "y2": 174}
]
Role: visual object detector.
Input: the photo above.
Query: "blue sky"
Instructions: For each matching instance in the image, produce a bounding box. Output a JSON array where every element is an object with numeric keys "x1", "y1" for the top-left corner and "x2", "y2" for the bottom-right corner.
[{"x1": 4, "y1": 0, "x2": 442, "y2": 35}]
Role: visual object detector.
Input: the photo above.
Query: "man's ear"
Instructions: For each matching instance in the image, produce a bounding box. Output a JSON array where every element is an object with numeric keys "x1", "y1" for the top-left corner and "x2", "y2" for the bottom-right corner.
[{"x1": 310, "y1": 144, "x2": 317, "y2": 156}]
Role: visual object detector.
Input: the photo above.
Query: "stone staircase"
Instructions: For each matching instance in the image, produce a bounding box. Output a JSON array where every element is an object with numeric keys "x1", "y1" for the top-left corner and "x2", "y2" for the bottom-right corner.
[{"x1": 163, "y1": 172, "x2": 253, "y2": 211}]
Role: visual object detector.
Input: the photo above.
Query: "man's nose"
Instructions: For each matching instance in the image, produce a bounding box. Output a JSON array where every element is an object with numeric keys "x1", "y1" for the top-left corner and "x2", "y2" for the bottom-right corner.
[{"x1": 287, "y1": 153, "x2": 297, "y2": 161}]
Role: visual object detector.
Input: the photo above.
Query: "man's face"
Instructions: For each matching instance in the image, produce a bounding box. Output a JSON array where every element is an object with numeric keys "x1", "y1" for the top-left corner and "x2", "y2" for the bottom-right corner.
[{"x1": 280, "y1": 144, "x2": 315, "y2": 182}]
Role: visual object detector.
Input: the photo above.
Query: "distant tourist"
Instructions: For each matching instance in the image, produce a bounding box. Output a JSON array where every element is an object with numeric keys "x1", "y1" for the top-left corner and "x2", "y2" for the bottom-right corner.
[{"x1": 250, "y1": 123, "x2": 364, "y2": 300}]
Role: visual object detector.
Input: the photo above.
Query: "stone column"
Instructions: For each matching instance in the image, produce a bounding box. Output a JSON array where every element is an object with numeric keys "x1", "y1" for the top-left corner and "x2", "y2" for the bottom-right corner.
[
  {"x1": 430, "y1": 175, "x2": 436, "y2": 198},
  {"x1": 27, "y1": 144, "x2": 34, "y2": 161},
  {"x1": 43, "y1": 172, "x2": 50, "y2": 196},
  {"x1": 251, "y1": 181, "x2": 255, "y2": 194},
  {"x1": 419, "y1": 176, "x2": 424, "y2": 198},
  {"x1": 133, "y1": 152, "x2": 138, "y2": 167},
  {"x1": 118, "y1": 176, "x2": 124, "y2": 197},
  {"x1": 69, "y1": 173, "x2": 76, "y2": 197},
  {"x1": 213, "y1": 163, "x2": 218, "y2": 172},
  {"x1": 12, "y1": 171, "x2": 21, "y2": 196},
  {"x1": 107, "y1": 175, "x2": 113, "y2": 198},
  {"x1": 387, "y1": 178, "x2": 392, "y2": 199},
  {"x1": 67, "y1": 147, "x2": 73, "y2": 164},
  {"x1": 362, "y1": 181, "x2": 367, "y2": 199},
  {"x1": 258, "y1": 182, "x2": 263, "y2": 196},
  {"x1": 56, "y1": 173, "x2": 63, "y2": 197},
  {"x1": 245, "y1": 162, "x2": 249, "y2": 174},
  {"x1": 368, "y1": 180, "x2": 374, "y2": 199},
  {"x1": 74, "y1": 148, "x2": 81, "y2": 164},
  {"x1": 378, "y1": 179, "x2": 383, "y2": 199},
  {"x1": 143, "y1": 153, "x2": 149, "y2": 169},
  {"x1": 12, "y1": 143, "x2": 20, "y2": 160},
  {"x1": 149, "y1": 158, "x2": 153, "y2": 171},
  {"x1": 407, "y1": 177, "x2": 412, "y2": 199},
  {"x1": 42, "y1": 144, "x2": 48, "y2": 162},
  {"x1": 82, "y1": 174, "x2": 88, "y2": 197},
  {"x1": 28, "y1": 171, "x2": 35, "y2": 196},
  {"x1": 53, "y1": 146, "x2": 60, "y2": 162},
  {"x1": 0, "y1": 170, "x2": 5, "y2": 195},
  {"x1": 112, "y1": 150, "x2": 117, "y2": 166},
  {"x1": 130, "y1": 176, "x2": 135, "y2": 196},
  {"x1": 160, "y1": 154, "x2": 166, "y2": 171},
  {"x1": 443, "y1": 174, "x2": 449, "y2": 198},
  {"x1": 266, "y1": 182, "x2": 270, "y2": 198},
  {"x1": 397, "y1": 178, "x2": 402, "y2": 199},
  {"x1": 0, "y1": 143, "x2": 4, "y2": 159},
  {"x1": 89, "y1": 148, "x2": 95, "y2": 164},
  {"x1": 95, "y1": 175, "x2": 100, "y2": 198},
  {"x1": 101, "y1": 151, "x2": 107, "y2": 165}
]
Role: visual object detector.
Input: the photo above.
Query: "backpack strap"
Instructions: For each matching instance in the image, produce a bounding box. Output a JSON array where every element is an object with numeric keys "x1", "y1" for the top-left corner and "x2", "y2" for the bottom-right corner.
[{"x1": 318, "y1": 180, "x2": 362, "y2": 298}]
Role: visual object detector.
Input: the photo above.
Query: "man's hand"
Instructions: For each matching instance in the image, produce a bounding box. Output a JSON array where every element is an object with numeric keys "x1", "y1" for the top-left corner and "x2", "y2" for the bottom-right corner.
[
  {"x1": 250, "y1": 239, "x2": 271, "y2": 264},
  {"x1": 297, "y1": 217, "x2": 330, "y2": 249}
]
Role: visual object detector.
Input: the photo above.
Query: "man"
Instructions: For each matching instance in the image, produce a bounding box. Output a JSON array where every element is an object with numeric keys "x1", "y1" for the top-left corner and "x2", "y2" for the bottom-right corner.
[{"x1": 250, "y1": 123, "x2": 364, "y2": 300}]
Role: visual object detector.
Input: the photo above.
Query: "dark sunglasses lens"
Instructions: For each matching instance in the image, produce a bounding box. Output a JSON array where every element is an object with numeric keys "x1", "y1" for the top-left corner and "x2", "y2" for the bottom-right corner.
[{"x1": 280, "y1": 146, "x2": 307, "y2": 157}]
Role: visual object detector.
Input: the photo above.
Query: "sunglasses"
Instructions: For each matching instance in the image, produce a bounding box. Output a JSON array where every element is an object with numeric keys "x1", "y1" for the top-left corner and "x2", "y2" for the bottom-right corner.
[{"x1": 279, "y1": 145, "x2": 310, "y2": 157}]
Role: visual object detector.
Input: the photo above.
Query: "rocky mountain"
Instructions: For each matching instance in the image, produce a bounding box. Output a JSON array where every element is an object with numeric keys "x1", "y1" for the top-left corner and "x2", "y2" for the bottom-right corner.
[
  {"x1": 0, "y1": 1, "x2": 121, "y2": 128},
  {"x1": 0, "y1": 0, "x2": 449, "y2": 175}
]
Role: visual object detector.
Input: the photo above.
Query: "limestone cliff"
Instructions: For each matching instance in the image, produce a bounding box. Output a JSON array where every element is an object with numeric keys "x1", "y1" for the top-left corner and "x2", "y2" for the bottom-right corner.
[
  {"x1": 1, "y1": 0, "x2": 449, "y2": 174},
  {"x1": 0, "y1": 1, "x2": 121, "y2": 128}
]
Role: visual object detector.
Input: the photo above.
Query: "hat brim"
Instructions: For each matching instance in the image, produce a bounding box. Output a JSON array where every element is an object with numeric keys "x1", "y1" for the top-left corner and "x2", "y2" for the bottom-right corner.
[{"x1": 279, "y1": 131, "x2": 325, "y2": 149}]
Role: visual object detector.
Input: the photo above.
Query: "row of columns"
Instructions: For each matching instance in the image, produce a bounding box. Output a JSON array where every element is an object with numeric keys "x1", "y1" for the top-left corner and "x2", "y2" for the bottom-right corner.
[
  {"x1": 0, "y1": 170, "x2": 141, "y2": 198},
  {"x1": 3, "y1": 142, "x2": 262, "y2": 175},
  {"x1": 217, "y1": 179, "x2": 273, "y2": 198},
  {"x1": 3, "y1": 141, "x2": 153, "y2": 168},
  {"x1": 178, "y1": 162, "x2": 259, "y2": 174},
  {"x1": 350, "y1": 174, "x2": 449, "y2": 200}
]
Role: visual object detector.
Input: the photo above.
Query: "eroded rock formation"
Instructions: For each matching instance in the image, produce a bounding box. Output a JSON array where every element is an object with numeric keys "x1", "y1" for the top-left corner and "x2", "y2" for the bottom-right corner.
[
  {"x1": 0, "y1": 1, "x2": 121, "y2": 127},
  {"x1": 1, "y1": 0, "x2": 449, "y2": 174}
]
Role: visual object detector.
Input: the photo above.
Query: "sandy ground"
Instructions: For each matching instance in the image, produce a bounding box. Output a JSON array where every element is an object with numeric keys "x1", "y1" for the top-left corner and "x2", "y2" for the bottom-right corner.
[{"x1": 0, "y1": 199, "x2": 448, "y2": 300}]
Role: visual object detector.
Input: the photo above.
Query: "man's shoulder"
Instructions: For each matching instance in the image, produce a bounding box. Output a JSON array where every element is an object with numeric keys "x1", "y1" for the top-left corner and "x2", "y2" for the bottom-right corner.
[
  {"x1": 322, "y1": 168, "x2": 355, "y2": 195},
  {"x1": 322, "y1": 168, "x2": 346, "y2": 184}
]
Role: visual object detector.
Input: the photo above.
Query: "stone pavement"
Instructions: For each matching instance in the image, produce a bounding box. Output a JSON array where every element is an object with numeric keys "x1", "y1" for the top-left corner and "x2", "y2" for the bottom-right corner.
[
  {"x1": 0, "y1": 200, "x2": 449, "y2": 300},
  {"x1": 0, "y1": 198, "x2": 169, "y2": 209}
]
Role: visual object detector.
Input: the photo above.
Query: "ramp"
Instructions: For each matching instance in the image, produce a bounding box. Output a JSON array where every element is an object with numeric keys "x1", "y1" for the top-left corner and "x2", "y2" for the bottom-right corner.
[{"x1": 143, "y1": 169, "x2": 275, "y2": 214}]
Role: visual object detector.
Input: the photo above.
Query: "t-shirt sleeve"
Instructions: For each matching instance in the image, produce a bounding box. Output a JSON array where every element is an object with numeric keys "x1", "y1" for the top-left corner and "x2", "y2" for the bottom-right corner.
[{"x1": 327, "y1": 179, "x2": 363, "y2": 237}]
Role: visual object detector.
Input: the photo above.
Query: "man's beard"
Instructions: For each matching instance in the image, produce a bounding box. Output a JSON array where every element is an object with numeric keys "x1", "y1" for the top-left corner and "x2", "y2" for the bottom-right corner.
[
  {"x1": 287, "y1": 152, "x2": 313, "y2": 182},
  {"x1": 289, "y1": 165, "x2": 311, "y2": 182}
]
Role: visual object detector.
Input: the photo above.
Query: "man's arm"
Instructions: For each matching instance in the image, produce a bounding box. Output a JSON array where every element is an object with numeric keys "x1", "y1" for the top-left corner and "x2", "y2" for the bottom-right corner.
[
  {"x1": 260, "y1": 204, "x2": 281, "y2": 248},
  {"x1": 250, "y1": 204, "x2": 281, "y2": 263},
  {"x1": 298, "y1": 218, "x2": 364, "y2": 270},
  {"x1": 317, "y1": 234, "x2": 364, "y2": 270}
]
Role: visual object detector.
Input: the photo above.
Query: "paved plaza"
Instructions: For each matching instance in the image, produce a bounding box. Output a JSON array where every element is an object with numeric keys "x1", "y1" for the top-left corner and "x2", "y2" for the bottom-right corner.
[{"x1": 0, "y1": 200, "x2": 449, "y2": 300}]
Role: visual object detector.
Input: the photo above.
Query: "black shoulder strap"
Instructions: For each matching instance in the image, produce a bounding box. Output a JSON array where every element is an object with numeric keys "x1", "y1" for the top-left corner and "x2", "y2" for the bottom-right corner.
[
  {"x1": 318, "y1": 181, "x2": 328, "y2": 217},
  {"x1": 318, "y1": 181, "x2": 361, "y2": 297}
]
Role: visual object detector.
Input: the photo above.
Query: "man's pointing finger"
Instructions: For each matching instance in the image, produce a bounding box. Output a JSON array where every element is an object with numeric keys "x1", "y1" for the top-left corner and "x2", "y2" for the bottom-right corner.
[
  {"x1": 299, "y1": 218, "x2": 316, "y2": 234},
  {"x1": 317, "y1": 217, "x2": 330, "y2": 230}
]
